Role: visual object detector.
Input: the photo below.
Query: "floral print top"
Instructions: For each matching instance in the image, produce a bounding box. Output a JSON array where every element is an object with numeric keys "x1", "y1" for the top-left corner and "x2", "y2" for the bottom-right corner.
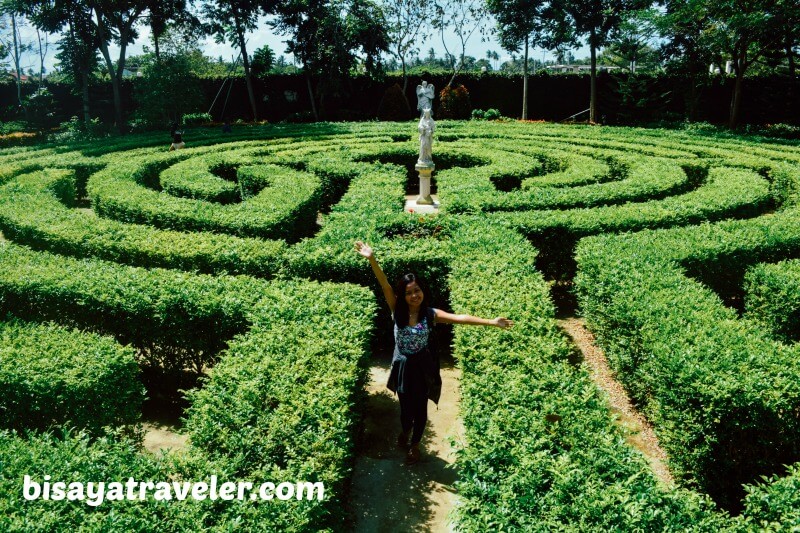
[{"x1": 393, "y1": 309, "x2": 436, "y2": 356}]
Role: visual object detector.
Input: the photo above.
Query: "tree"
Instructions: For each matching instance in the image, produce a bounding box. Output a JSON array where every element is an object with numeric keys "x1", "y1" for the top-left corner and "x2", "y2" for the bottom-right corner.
[
  {"x1": 269, "y1": 0, "x2": 389, "y2": 121},
  {"x1": 381, "y1": 0, "x2": 434, "y2": 93},
  {"x1": 486, "y1": 0, "x2": 561, "y2": 119},
  {"x1": 433, "y1": 0, "x2": 488, "y2": 87},
  {"x1": 250, "y1": 44, "x2": 274, "y2": 79},
  {"x1": 146, "y1": 0, "x2": 198, "y2": 64},
  {"x1": 602, "y1": 9, "x2": 660, "y2": 73},
  {"x1": 133, "y1": 47, "x2": 205, "y2": 126},
  {"x1": 551, "y1": 0, "x2": 651, "y2": 123},
  {"x1": 656, "y1": 0, "x2": 716, "y2": 121},
  {"x1": 0, "y1": 4, "x2": 32, "y2": 107},
  {"x1": 78, "y1": 1, "x2": 149, "y2": 132},
  {"x1": 202, "y1": 0, "x2": 262, "y2": 121}
]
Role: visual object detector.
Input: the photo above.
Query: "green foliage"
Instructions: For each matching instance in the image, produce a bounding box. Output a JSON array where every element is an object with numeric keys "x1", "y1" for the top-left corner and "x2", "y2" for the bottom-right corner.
[
  {"x1": 2, "y1": 120, "x2": 800, "y2": 529},
  {"x1": 0, "y1": 319, "x2": 143, "y2": 436},
  {"x1": 0, "y1": 429, "x2": 207, "y2": 531},
  {"x1": 449, "y1": 220, "x2": 726, "y2": 530},
  {"x1": 738, "y1": 463, "x2": 800, "y2": 530},
  {"x1": 575, "y1": 209, "x2": 800, "y2": 509},
  {"x1": 437, "y1": 84, "x2": 471, "y2": 119},
  {"x1": 0, "y1": 242, "x2": 264, "y2": 372},
  {"x1": 88, "y1": 149, "x2": 324, "y2": 241},
  {"x1": 377, "y1": 83, "x2": 412, "y2": 121},
  {"x1": 182, "y1": 112, "x2": 212, "y2": 127},
  {"x1": 185, "y1": 281, "x2": 375, "y2": 529},
  {"x1": 250, "y1": 44, "x2": 275, "y2": 79},
  {"x1": 50, "y1": 116, "x2": 109, "y2": 143},
  {"x1": 133, "y1": 53, "x2": 205, "y2": 127},
  {"x1": 744, "y1": 260, "x2": 800, "y2": 344},
  {"x1": 471, "y1": 107, "x2": 501, "y2": 120},
  {"x1": 0, "y1": 168, "x2": 285, "y2": 278}
]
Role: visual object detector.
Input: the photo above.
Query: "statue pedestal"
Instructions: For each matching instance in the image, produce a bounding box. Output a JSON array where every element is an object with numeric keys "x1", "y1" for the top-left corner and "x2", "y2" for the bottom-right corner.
[{"x1": 415, "y1": 162, "x2": 435, "y2": 205}]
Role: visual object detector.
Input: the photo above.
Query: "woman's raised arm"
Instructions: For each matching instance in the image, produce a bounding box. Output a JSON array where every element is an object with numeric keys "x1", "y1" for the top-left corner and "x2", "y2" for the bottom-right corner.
[
  {"x1": 355, "y1": 241, "x2": 396, "y2": 313},
  {"x1": 434, "y1": 309, "x2": 513, "y2": 329}
]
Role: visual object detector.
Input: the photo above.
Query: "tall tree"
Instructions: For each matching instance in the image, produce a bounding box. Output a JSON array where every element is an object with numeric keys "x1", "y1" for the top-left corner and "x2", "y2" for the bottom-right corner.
[
  {"x1": 486, "y1": 0, "x2": 559, "y2": 119},
  {"x1": 87, "y1": 1, "x2": 150, "y2": 132},
  {"x1": 146, "y1": 0, "x2": 197, "y2": 64},
  {"x1": 656, "y1": 0, "x2": 715, "y2": 121},
  {"x1": 382, "y1": 0, "x2": 433, "y2": 93},
  {"x1": 551, "y1": 0, "x2": 651, "y2": 123},
  {"x1": 603, "y1": 9, "x2": 659, "y2": 73},
  {"x1": 269, "y1": 0, "x2": 388, "y2": 121},
  {"x1": 202, "y1": 0, "x2": 261, "y2": 121},
  {"x1": 8, "y1": 0, "x2": 99, "y2": 125},
  {"x1": 433, "y1": 0, "x2": 488, "y2": 87},
  {"x1": 0, "y1": 4, "x2": 31, "y2": 107},
  {"x1": 698, "y1": 0, "x2": 786, "y2": 127}
]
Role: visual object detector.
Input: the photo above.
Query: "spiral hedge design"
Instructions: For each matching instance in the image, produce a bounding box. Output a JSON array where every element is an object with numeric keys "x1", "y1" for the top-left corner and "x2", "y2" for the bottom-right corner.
[{"x1": 0, "y1": 121, "x2": 799, "y2": 530}]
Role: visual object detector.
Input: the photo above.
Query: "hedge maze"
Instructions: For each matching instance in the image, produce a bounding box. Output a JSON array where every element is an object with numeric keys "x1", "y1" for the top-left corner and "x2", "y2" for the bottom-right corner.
[{"x1": 0, "y1": 121, "x2": 799, "y2": 530}]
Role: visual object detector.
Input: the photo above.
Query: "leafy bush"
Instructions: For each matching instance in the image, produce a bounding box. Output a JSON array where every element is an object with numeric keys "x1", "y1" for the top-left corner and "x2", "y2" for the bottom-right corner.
[
  {"x1": 575, "y1": 209, "x2": 800, "y2": 509},
  {"x1": 0, "y1": 168, "x2": 285, "y2": 278},
  {"x1": 50, "y1": 116, "x2": 109, "y2": 143},
  {"x1": 471, "y1": 108, "x2": 501, "y2": 120},
  {"x1": 744, "y1": 259, "x2": 800, "y2": 343},
  {"x1": 182, "y1": 112, "x2": 213, "y2": 127},
  {"x1": 0, "y1": 319, "x2": 143, "y2": 435},
  {"x1": 132, "y1": 54, "x2": 205, "y2": 128},
  {"x1": 377, "y1": 83, "x2": 412, "y2": 121},
  {"x1": 438, "y1": 84, "x2": 471, "y2": 119}
]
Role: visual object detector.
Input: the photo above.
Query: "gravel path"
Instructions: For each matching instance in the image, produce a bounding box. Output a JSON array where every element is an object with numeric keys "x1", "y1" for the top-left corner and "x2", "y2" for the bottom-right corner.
[
  {"x1": 348, "y1": 348, "x2": 463, "y2": 532},
  {"x1": 558, "y1": 317, "x2": 675, "y2": 489}
]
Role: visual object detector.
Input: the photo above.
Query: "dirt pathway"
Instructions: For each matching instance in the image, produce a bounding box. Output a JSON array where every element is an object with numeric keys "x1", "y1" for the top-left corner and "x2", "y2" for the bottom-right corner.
[
  {"x1": 558, "y1": 317, "x2": 675, "y2": 488},
  {"x1": 349, "y1": 348, "x2": 463, "y2": 532},
  {"x1": 142, "y1": 422, "x2": 188, "y2": 454}
]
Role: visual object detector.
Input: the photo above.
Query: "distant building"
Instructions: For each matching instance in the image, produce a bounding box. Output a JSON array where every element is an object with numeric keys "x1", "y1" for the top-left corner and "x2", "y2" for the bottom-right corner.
[
  {"x1": 7, "y1": 71, "x2": 31, "y2": 82},
  {"x1": 122, "y1": 66, "x2": 143, "y2": 78},
  {"x1": 545, "y1": 64, "x2": 621, "y2": 74}
]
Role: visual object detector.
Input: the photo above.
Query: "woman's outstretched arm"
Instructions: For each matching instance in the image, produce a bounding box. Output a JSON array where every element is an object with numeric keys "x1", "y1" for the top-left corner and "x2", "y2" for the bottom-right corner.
[
  {"x1": 355, "y1": 241, "x2": 396, "y2": 313},
  {"x1": 434, "y1": 309, "x2": 513, "y2": 329}
]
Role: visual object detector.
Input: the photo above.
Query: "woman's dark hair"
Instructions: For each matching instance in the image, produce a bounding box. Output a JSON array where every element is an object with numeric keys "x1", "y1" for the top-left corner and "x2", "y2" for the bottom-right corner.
[{"x1": 394, "y1": 272, "x2": 430, "y2": 328}]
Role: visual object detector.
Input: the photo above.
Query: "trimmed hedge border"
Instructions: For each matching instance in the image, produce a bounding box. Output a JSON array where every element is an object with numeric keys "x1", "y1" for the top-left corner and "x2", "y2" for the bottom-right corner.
[
  {"x1": 744, "y1": 259, "x2": 800, "y2": 344},
  {"x1": 0, "y1": 319, "x2": 143, "y2": 436},
  {"x1": 0, "y1": 169, "x2": 286, "y2": 277},
  {"x1": 575, "y1": 208, "x2": 800, "y2": 509}
]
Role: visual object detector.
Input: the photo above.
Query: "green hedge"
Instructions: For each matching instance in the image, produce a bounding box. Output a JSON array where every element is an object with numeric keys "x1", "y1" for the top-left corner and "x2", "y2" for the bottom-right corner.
[
  {"x1": 0, "y1": 169, "x2": 285, "y2": 277},
  {"x1": 0, "y1": 242, "x2": 265, "y2": 372},
  {"x1": 88, "y1": 149, "x2": 323, "y2": 241},
  {"x1": 744, "y1": 259, "x2": 800, "y2": 344},
  {"x1": 737, "y1": 463, "x2": 800, "y2": 530},
  {"x1": 0, "y1": 430, "x2": 207, "y2": 531},
  {"x1": 184, "y1": 281, "x2": 375, "y2": 529},
  {"x1": 448, "y1": 221, "x2": 726, "y2": 530},
  {"x1": 575, "y1": 210, "x2": 800, "y2": 509},
  {"x1": 0, "y1": 319, "x2": 142, "y2": 436}
]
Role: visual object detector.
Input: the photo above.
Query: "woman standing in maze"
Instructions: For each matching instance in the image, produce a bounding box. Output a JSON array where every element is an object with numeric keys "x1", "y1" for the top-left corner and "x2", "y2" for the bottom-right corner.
[{"x1": 355, "y1": 240, "x2": 513, "y2": 464}]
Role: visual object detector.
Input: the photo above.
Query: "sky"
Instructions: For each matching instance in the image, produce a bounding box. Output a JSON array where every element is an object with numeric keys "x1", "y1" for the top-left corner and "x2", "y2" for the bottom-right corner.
[{"x1": 10, "y1": 13, "x2": 589, "y2": 76}]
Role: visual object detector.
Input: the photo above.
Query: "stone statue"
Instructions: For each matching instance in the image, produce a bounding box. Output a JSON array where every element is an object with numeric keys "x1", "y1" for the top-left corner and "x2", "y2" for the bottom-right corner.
[
  {"x1": 417, "y1": 108, "x2": 435, "y2": 165},
  {"x1": 416, "y1": 81, "x2": 434, "y2": 117}
]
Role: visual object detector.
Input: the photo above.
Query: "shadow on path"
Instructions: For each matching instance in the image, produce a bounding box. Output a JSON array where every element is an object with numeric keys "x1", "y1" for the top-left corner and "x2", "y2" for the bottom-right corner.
[{"x1": 349, "y1": 347, "x2": 463, "y2": 532}]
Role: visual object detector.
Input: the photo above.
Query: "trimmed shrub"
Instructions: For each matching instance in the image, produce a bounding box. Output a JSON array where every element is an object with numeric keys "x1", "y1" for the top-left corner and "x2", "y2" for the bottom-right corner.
[
  {"x1": 744, "y1": 259, "x2": 800, "y2": 344},
  {"x1": 0, "y1": 319, "x2": 143, "y2": 435},
  {"x1": 438, "y1": 84, "x2": 471, "y2": 119},
  {"x1": 377, "y1": 83, "x2": 412, "y2": 121}
]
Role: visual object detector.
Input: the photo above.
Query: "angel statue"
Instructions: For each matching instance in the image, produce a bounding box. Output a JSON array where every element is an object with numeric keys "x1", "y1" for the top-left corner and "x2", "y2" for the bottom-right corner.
[{"x1": 416, "y1": 81, "x2": 434, "y2": 117}]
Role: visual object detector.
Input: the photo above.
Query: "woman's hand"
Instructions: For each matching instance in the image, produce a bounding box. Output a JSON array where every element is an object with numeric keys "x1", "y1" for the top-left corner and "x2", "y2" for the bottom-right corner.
[
  {"x1": 493, "y1": 317, "x2": 514, "y2": 329},
  {"x1": 354, "y1": 240, "x2": 373, "y2": 259}
]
